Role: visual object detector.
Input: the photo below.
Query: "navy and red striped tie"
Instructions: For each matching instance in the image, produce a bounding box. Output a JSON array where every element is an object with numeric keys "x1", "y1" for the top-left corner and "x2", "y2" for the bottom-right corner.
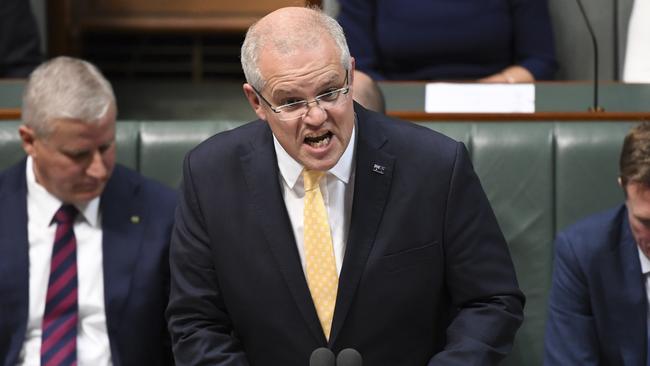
[{"x1": 41, "y1": 204, "x2": 78, "y2": 366}]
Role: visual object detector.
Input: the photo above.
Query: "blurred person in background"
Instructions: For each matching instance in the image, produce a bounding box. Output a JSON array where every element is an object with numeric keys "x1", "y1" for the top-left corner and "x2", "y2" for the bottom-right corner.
[
  {"x1": 545, "y1": 122, "x2": 650, "y2": 365},
  {"x1": 0, "y1": 56, "x2": 176, "y2": 365},
  {"x1": 338, "y1": 0, "x2": 557, "y2": 108},
  {"x1": 0, "y1": 0, "x2": 42, "y2": 77}
]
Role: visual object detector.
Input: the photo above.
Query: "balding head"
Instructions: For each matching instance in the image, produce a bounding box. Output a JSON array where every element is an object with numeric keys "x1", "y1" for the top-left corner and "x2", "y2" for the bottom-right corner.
[{"x1": 241, "y1": 6, "x2": 351, "y2": 90}]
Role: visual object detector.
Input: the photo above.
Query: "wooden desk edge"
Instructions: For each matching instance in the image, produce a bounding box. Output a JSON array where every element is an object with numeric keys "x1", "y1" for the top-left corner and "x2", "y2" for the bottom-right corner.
[
  {"x1": 388, "y1": 111, "x2": 650, "y2": 121},
  {"x1": 3, "y1": 109, "x2": 649, "y2": 122},
  {"x1": 0, "y1": 109, "x2": 20, "y2": 120}
]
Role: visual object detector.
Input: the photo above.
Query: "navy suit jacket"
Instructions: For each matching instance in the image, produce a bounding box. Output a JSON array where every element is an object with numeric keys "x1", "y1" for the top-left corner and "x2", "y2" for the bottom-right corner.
[
  {"x1": 545, "y1": 205, "x2": 648, "y2": 366},
  {"x1": 167, "y1": 104, "x2": 524, "y2": 365},
  {"x1": 0, "y1": 160, "x2": 177, "y2": 365}
]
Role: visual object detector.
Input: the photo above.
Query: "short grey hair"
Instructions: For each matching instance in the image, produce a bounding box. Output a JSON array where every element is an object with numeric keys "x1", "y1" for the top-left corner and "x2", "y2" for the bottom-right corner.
[
  {"x1": 22, "y1": 56, "x2": 116, "y2": 136},
  {"x1": 241, "y1": 7, "x2": 352, "y2": 90}
]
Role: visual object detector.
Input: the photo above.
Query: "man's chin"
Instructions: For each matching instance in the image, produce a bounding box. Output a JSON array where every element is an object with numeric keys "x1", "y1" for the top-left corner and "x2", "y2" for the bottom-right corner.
[
  {"x1": 69, "y1": 187, "x2": 104, "y2": 204},
  {"x1": 300, "y1": 156, "x2": 340, "y2": 172},
  {"x1": 299, "y1": 143, "x2": 343, "y2": 171}
]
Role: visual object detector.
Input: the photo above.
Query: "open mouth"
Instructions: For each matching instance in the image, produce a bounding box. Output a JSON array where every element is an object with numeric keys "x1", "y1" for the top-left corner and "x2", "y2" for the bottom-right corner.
[{"x1": 304, "y1": 131, "x2": 333, "y2": 148}]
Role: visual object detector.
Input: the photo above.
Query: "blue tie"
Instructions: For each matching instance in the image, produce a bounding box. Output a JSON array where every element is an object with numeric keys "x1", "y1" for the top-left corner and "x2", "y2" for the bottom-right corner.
[{"x1": 41, "y1": 204, "x2": 78, "y2": 366}]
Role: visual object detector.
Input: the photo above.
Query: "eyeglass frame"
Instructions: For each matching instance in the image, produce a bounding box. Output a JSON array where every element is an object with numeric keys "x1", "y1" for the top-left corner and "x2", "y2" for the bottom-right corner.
[{"x1": 251, "y1": 70, "x2": 350, "y2": 121}]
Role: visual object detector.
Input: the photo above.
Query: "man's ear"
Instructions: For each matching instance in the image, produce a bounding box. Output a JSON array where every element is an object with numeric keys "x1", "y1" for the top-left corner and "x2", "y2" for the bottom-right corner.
[
  {"x1": 243, "y1": 83, "x2": 268, "y2": 121},
  {"x1": 18, "y1": 125, "x2": 37, "y2": 157}
]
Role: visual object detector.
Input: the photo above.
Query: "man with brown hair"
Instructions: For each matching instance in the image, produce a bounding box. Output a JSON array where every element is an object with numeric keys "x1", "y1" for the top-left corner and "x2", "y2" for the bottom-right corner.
[{"x1": 544, "y1": 122, "x2": 650, "y2": 365}]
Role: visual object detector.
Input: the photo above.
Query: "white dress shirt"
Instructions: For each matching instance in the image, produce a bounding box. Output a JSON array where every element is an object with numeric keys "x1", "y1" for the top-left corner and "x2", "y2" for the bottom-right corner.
[
  {"x1": 623, "y1": 0, "x2": 650, "y2": 82},
  {"x1": 638, "y1": 245, "x2": 650, "y2": 343},
  {"x1": 18, "y1": 157, "x2": 112, "y2": 366},
  {"x1": 273, "y1": 125, "x2": 356, "y2": 275}
]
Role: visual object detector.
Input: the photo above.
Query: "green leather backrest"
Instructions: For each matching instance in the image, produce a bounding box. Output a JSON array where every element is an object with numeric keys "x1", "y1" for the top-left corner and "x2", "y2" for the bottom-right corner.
[
  {"x1": 555, "y1": 122, "x2": 633, "y2": 231},
  {"x1": 0, "y1": 121, "x2": 23, "y2": 169},
  {"x1": 472, "y1": 123, "x2": 555, "y2": 366},
  {"x1": 115, "y1": 121, "x2": 140, "y2": 170},
  {"x1": 418, "y1": 122, "x2": 554, "y2": 365},
  {"x1": 416, "y1": 121, "x2": 629, "y2": 366},
  {"x1": 138, "y1": 120, "x2": 246, "y2": 189}
]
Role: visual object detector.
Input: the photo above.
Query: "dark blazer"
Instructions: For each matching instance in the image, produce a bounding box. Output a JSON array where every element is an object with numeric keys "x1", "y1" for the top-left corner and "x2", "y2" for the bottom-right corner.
[
  {"x1": 167, "y1": 104, "x2": 524, "y2": 365},
  {"x1": 0, "y1": 0, "x2": 42, "y2": 77},
  {"x1": 0, "y1": 160, "x2": 177, "y2": 366},
  {"x1": 544, "y1": 205, "x2": 648, "y2": 366}
]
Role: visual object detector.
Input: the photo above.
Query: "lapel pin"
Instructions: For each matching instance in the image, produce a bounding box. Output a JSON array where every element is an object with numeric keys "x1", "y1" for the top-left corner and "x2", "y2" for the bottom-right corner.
[
  {"x1": 130, "y1": 215, "x2": 140, "y2": 224},
  {"x1": 372, "y1": 163, "x2": 386, "y2": 175}
]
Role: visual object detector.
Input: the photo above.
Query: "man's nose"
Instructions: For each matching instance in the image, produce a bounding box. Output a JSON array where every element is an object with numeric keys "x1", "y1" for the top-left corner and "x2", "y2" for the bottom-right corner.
[
  {"x1": 86, "y1": 150, "x2": 108, "y2": 179},
  {"x1": 302, "y1": 101, "x2": 327, "y2": 126}
]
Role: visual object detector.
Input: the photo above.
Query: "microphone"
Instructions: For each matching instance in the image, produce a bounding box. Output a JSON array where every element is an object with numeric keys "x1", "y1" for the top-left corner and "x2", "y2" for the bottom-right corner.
[
  {"x1": 336, "y1": 348, "x2": 363, "y2": 366},
  {"x1": 310, "y1": 347, "x2": 335, "y2": 366},
  {"x1": 574, "y1": 0, "x2": 605, "y2": 112}
]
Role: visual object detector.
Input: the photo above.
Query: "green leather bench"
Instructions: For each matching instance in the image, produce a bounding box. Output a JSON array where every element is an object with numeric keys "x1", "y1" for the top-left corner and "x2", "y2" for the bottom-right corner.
[{"x1": 0, "y1": 120, "x2": 635, "y2": 365}]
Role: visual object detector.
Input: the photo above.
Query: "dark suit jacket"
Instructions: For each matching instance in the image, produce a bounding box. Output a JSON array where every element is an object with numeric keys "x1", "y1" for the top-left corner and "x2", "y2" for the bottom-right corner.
[
  {"x1": 167, "y1": 104, "x2": 524, "y2": 365},
  {"x1": 0, "y1": 0, "x2": 41, "y2": 77},
  {"x1": 544, "y1": 205, "x2": 648, "y2": 366},
  {"x1": 0, "y1": 160, "x2": 177, "y2": 366}
]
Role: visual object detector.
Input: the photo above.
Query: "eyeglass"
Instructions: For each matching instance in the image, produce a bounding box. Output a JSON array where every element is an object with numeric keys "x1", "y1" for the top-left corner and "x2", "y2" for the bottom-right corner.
[{"x1": 252, "y1": 71, "x2": 350, "y2": 121}]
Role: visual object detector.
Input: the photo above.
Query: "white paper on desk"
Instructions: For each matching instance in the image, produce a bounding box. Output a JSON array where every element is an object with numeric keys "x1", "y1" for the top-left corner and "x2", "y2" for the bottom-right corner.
[{"x1": 425, "y1": 83, "x2": 535, "y2": 113}]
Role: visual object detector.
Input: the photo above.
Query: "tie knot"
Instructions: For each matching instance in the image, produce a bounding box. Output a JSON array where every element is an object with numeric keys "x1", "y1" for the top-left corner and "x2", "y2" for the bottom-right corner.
[
  {"x1": 53, "y1": 204, "x2": 78, "y2": 225},
  {"x1": 303, "y1": 170, "x2": 325, "y2": 191}
]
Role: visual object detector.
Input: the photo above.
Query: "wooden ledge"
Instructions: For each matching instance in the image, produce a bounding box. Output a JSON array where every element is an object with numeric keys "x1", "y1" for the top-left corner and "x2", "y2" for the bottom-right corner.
[
  {"x1": 0, "y1": 109, "x2": 20, "y2": 120},
  {"x1": 388, "y1": 111, "x2": 650, "y2": 121}
]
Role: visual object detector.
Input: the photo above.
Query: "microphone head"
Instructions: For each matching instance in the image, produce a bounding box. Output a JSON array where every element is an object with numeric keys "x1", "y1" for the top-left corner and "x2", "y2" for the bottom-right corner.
[
  {"x1": 310, "y1": 347, "x2": 335, "y2": 366},
  {"x1": 337, "y1": 348, "x2": 363, "y2": 366}
]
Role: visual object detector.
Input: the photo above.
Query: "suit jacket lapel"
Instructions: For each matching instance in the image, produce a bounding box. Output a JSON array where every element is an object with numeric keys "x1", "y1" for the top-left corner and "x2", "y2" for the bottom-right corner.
[
  {"x1": 0, "y1": 160, "x2": 30, "y2": 362},
  {"x1": 239, "y1": 124, "x2": 326, "y2": 344},
  {"x1": 101, "y1": 167, "x2": 146, "y2": 338},
  {"x1": 601, "y1": 213, "x2": 646, "y2": 365},
  {"x1": 329, "y1": 109, "x2": 394, "y2": 345}
]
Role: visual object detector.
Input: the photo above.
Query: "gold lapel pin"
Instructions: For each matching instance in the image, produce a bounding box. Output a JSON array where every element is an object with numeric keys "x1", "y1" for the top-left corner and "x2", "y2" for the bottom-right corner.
[{"x1": 130, "y1": 215, "x2": 140, "y2": 224}]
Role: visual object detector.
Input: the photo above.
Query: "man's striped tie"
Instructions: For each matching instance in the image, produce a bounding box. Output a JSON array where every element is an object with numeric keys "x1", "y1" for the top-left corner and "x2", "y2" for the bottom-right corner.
[{"x1": 41, "y1": 204, "x2": 78, "y2": 366}]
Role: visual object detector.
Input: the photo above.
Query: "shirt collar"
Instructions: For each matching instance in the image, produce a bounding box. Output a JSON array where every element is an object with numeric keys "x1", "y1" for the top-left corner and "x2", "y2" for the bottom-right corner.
[
  {"x1": 26, "y1": 156, "x2": 101, "y2": 227},
  {"x1": 638, "y1": 245, "x2": 650, "y2": 275},
  {"x1": 273, "y1": 122, "x2": 356, "y2": 190}
]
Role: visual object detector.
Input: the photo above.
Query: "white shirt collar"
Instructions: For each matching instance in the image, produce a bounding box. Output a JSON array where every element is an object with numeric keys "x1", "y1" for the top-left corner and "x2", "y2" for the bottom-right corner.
[
  {"x1": 26, "y1": 156, "x2": 101, "y2": 227},
  {"x1": 273, "y1": 123, "x2": 356, "y2": 190},
  {"x1": 638, "y1": 245, "x2": 650, "y2": 276}
]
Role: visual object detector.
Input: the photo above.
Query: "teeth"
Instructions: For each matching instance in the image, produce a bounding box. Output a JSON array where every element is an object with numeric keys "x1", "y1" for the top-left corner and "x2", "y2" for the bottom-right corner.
[
  {"x1": 314, "y1": 136, "x2": 330, "y2": 147},
  {"x1": 305, "y1": 133, "x2": 331, "y2": 147}
]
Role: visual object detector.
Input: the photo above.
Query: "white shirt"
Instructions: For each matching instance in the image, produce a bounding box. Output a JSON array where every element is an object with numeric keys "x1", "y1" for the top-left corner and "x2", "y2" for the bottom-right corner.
[
  {"x1": 273, "y1": 125, "x2": 356, "y2": 275},
  {"x1": 623, "y1": 0, "x2": 650, "y2": 82},
  {"x1": 638, "y1": 245, "x2": 650, "y2": 335},
  {"x1": 18, "y1": 157, "x2": 112, "y2": 366}
]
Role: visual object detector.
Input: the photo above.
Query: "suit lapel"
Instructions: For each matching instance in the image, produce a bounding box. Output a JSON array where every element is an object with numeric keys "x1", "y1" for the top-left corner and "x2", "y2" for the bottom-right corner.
[
  {"x1": 329, "y1": 110, "x2": 394, "y2": 344},
  {"x1": 100, "y1": 167, "x2": 146, "y2": 337},
  {"x1": 240, "y1": 124, "x2": 326, "y2": 344},
  {"x1": 600, "y1": 213, "x2": 646, "y2": 365},
  {"x1": 0, "y1": 161, "x2": 30, "y2": 362}
]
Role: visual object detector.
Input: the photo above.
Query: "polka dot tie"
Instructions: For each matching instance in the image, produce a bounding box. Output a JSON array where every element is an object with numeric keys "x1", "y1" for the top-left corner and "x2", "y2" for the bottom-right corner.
[{"x1": 303, "y1": 169, "x2": 339, "y2": 339}]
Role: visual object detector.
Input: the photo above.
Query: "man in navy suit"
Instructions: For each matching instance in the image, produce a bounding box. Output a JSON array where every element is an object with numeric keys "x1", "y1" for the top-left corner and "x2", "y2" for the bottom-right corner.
[
  {"x1": 544, "y1": 122, "x2": 650, "y2": 365},
  {"x1": 167, "y1": 7, "x2": 524, "y2": 366},
  {"x1": 0, "y1": 56, "x2": 176, "y2": 365}
]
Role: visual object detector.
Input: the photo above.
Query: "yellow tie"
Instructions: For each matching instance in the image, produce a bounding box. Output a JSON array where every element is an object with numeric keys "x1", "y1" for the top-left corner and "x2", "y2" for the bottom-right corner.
[{"x1": 303, "y1": 169, "x2": 339, "y2": 339}]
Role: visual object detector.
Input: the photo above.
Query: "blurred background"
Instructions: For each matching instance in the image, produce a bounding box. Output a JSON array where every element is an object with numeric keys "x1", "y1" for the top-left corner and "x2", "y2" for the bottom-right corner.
[{"x1": 4, "y1": 0, "x2": 648, "y2": 120}]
